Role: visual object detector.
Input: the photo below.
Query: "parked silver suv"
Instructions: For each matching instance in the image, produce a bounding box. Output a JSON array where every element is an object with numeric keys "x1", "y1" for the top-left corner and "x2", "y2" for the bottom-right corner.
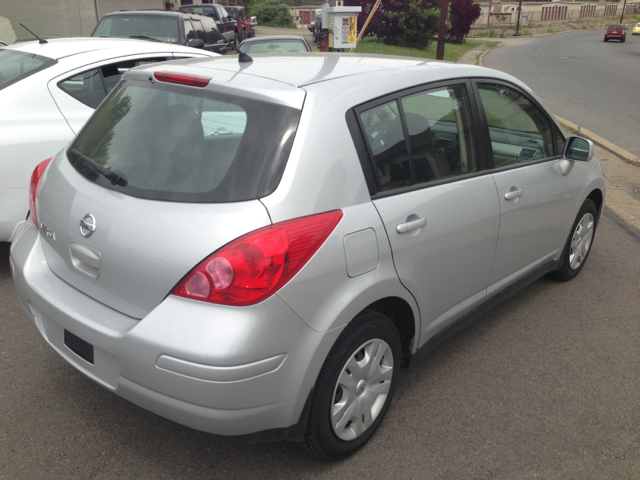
[{"x1": 10, "y1": 54, "x2": 605, "y2": 460}]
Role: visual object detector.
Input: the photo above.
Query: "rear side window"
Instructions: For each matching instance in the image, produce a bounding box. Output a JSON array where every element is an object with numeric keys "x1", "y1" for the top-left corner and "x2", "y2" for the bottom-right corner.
[
  {"x1": 359, "y1": 83, "x2": 476, "y2": 192},
  {"x1": 0, "y1": 50, "x2": 56, "y2": 91},
  {"x1": 68, "y1": 80, "x2": 302, "y2": 203},
  {"x1": 93, "y1": 15, "x2": 180, "y2": 44},
  {"x1": 58, "y1": 58, "x2": 170, "y2": 108}
]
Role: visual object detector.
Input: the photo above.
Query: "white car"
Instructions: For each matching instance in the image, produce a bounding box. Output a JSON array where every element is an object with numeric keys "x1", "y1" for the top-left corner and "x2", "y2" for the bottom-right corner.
[{"x1": 0, "y1": 38, "x2": 219, "y2": 242}]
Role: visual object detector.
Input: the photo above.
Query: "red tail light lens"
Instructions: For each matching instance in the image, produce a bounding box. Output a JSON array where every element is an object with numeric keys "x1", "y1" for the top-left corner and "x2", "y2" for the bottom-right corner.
[
  {"x1": 172, "y1": 210, "x2": 343, "y2": 306},
  {"x1": 29, "y1": 157, "x2": 53, "y2": 228},
  {"x1": 153, "y1": 71, "x2": 211, "y2": 88}
]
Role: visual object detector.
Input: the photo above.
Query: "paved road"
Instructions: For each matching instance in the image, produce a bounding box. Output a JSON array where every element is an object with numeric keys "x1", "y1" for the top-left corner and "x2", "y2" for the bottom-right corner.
[
  {"x1": 2, "y1": 210, "x2": 640, "y2": 478},
  {"x1": 484, "y1": 30, "x2": 640, "y2": 156}
]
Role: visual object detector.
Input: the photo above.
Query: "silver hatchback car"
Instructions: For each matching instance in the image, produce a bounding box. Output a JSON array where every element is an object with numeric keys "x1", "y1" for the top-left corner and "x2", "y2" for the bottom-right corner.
[{"x1": 11, "y1": 53, "x2": 605, "y2": 460}]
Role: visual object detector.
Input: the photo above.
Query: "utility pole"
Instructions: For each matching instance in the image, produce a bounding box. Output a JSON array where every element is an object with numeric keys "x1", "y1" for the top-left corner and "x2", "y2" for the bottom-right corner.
[
  {"x1": 620, "y1": 0, "x2": 628, "y2": 24},
  {"x1": 436, "y1": 0, "x2": 449, "y2": 60},
  {"x1": 514, "y1": 0, "x2": 523, "y2": 35}
]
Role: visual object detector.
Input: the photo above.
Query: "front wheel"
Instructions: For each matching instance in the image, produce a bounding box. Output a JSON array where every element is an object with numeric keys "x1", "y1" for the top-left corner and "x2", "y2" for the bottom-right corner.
[
  {"x1": 300, "y1": 311, "x2": 401, "y2": 460},
  {"x1": 550, "y1": 198, "x2": 598, "y2": 281}
]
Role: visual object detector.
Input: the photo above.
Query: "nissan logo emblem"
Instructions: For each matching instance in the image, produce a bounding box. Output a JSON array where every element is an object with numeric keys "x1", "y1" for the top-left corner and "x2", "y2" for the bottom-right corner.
[{"x1": 79, "y1": 214, "x2": 96, "y2": 238}]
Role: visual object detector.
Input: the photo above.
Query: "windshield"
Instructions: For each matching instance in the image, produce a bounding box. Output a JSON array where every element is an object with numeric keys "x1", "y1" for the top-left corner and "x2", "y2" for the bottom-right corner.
[
  {"x1": 68, "y1": 80, "x2": 302, "y2": 203},
  {"x1": 0, "y1": 50, "x2": 56, "y2": 90},
  {"x1": 242, "y1": 40, "x2": 308, "y2": 53},
  {"x1": 93, "y1": 15, "x2": 180, "y2": 44}
]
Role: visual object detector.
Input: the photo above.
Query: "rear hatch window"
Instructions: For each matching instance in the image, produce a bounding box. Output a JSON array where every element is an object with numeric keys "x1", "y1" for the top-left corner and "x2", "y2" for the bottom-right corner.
[
  {"x1": 68, "y1": 79, "x2": 301, "y2": 202},
  {"x1": 0, "y1": 50, "x2": 56, "y2": 91}
]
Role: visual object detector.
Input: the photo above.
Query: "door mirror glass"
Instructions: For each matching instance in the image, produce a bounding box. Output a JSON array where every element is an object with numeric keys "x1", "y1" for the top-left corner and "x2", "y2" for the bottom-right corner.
[{"x1": 564, "y1": 136, "x2": 594, "y2": 161}]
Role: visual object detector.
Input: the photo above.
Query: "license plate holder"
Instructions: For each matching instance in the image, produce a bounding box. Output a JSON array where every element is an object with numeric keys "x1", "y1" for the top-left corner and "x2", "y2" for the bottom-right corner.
[{"x1": 64, "y1": 329, "x2": 94, "y2": 364}]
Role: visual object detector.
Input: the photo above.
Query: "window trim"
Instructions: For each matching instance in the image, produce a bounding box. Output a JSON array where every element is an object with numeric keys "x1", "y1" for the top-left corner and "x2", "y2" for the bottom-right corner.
[
  {"x1": 470, "y1": 78, "x2": 564, "y2": 172},
  {"x1": 0, "y1": 50, "x2": 57, "y2": 91},
  {"x1": 351, "y1": 78, "x2": 489, "y2": 197}
]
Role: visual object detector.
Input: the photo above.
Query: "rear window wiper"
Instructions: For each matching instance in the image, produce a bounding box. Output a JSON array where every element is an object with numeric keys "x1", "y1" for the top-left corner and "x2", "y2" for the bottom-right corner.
[
  {"x1": 128, "y1": 35, "x2": 161, "y2": 42},
  {"x1": 71, "y1": 148, "x2": 127, "y2": 187}
]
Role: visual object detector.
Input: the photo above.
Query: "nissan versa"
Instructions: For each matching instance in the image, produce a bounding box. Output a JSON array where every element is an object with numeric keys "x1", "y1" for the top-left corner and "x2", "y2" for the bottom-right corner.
[{"x1": 10, "y1": 53, "x2": 605, "y2": 460}]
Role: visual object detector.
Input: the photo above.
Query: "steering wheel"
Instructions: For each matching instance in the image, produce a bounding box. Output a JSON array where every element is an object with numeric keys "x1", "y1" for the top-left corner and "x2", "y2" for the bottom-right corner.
[{"x1": 516, "y1": 139, "x2": 545, "y2": 163}]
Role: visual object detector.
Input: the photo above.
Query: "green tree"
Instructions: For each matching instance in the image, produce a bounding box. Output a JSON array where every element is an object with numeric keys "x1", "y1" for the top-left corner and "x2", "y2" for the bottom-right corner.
[
  {"x1": 384, "y1": 0, "x2": 439, "y2": 48},
  {"x1": 252, "y1": 0, "x2": 297, "y2": 28}
]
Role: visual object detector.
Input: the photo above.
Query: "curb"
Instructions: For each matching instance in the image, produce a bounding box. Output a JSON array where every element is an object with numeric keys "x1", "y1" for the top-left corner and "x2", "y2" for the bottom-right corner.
[
  {"x1": 477, "y1": 42, "x2": 503, "y2": 66},
  {"x1": 555, "y1": 116, "x2": 640, "y2": 169}
]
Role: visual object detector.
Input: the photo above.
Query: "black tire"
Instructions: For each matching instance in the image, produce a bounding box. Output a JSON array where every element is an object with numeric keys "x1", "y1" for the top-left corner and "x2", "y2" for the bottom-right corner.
[
  {"x1": 604, "y1": 38, "x2": 608, "y2": 42},
  {"x1": 234, "y1": 32, "x2": 241, "y2": 46},
  {"x1": 300, "y1": 311, "x2": 401, "y2": 460},
  {"x1": 622, "y1": 38, "x2": 626, "y2": 43},
  {"x1": 550, "y1": 198, "x2": 598, "y2": 281}
]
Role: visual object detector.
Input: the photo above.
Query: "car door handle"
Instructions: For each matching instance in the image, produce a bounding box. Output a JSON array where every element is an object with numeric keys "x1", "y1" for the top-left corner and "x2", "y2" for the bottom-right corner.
[
  {"x1": 396, "y1": 217, "x2": 427, "y2": 234},
  {"x1": 504, "y1": 188, "x2": 523, "y2": 201}
]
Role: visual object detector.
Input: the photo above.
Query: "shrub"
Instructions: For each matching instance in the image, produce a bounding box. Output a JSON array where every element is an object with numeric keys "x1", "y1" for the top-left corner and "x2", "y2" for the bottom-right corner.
[
  {"x1": 251, "y1": 0, "x2": 297, "y2": 28},
  {"x1": 345, "y1": 0, "x2": 439, "y2": 49},
  {"x1": 447, "y1": 0, "x2": 481, "y2": 42},
  {"x1": 488, "y1": 27, "x2": 495, "y2": 37}
]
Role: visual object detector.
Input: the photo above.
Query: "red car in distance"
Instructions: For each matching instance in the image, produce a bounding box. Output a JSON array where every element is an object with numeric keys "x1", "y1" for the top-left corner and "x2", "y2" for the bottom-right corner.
[{"x1": 604, "y1": 24, "x2": 627, "y2": 42}]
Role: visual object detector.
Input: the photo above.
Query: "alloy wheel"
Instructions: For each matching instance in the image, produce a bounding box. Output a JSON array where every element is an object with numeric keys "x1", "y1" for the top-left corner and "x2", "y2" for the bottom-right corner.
[{"x1": 569, "y1": 212, "x2": 595, "y2": 270}]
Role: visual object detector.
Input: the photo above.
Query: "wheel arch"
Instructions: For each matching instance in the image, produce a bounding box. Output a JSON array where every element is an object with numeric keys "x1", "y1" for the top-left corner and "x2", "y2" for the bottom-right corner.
[
  {"x1": 360, "y1": 297, "x2": 416, "y2": 368},
  {"x1": 587, "y1": 188, "x2": 604, "y2": 219}
]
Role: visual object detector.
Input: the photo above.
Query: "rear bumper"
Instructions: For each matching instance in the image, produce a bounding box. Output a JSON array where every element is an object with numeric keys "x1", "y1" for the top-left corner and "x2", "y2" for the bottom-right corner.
[
  {"x1": 10, "y1": 224, "x2": 341, "y2": 437},
  {"x1": 0, "y1": 186, "x2": 28, "y2": 242}
]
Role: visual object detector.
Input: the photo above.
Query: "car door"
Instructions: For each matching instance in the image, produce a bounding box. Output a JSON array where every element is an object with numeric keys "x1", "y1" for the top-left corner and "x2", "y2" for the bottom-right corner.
[
  {"x1": 48, "y1": 54, "x2": 189, "y2": 134},
  {"x1": 472, "y1": 80, "x2": 576, "y2": 295},
  {"x1": 357, "y1": 81, "x2": 501, "y2": 344}
]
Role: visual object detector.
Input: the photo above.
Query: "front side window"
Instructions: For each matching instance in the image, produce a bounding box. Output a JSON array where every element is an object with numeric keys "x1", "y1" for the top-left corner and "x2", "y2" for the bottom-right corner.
[
  {"x1": 0, "y1": 50, "x2": 56, "y2": 91},
  {"x1": 190, "y1": 19, "x2": 209, "y2": 43},
  {"x1": 68, "y1": 80, "x2": 301, "y2": 203},
  {"x1": 477, "y1": 83, "x2": 553, "y2": 167},
  {"x1": 183, "y1": 19, "x2": 196, "y2": 42}
]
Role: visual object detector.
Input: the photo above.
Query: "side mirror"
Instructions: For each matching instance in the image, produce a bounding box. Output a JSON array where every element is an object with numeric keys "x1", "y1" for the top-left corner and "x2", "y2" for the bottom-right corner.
[
  {"x1": 564, "y1": 136, "x2": 594, "y2": 162},
  {"x1": 187, "y1": 38, "x2": 205, "y2": 49}
]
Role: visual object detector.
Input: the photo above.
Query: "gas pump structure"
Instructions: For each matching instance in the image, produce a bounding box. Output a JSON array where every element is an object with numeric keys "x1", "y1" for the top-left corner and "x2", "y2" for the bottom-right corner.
[{"x1": 317, "y1": 1, "x2": 361, "y2": 52}]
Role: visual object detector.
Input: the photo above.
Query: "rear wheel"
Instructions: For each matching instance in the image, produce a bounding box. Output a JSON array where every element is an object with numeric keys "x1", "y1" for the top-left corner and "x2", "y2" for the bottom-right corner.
[
  {"x1": 550, "y1": 199, "x2": 597, "y2": 281},
  {"x1": 300, "y1": 311, "x2": 401, "y2": 460}
]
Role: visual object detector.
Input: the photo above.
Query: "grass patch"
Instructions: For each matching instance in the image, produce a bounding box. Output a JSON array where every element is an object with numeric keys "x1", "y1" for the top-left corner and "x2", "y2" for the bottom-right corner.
[
  {"x1": 522, "y1": 28, "x2": 531, "y2": 36},
  {"x1": 547, "y1": 28, "x2": 555, "y2": 33},
  {"x1": 353, "y1": 37, "x2": 499, "y2": 62}
]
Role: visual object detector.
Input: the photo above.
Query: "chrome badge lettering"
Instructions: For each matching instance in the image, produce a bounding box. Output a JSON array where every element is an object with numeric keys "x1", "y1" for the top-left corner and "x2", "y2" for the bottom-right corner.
[
  {"x1": 39, "y1": 223, "x2": 56, "y2": 241},
  {"x1": 79, "y1": 214, "x2": 96, "y2": 238}
]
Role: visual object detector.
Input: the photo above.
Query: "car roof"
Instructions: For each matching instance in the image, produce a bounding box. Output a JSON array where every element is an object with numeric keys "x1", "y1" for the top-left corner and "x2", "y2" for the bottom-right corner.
[
  {"x1": 241, "y1": 36, "x2": 308, "y2": 45},
  {"x1": 2, "y1": 37, "x2": 217, "y2": 60},
  {"x1": 130, "y1": 52, "x2": 517, "y2": 92}
]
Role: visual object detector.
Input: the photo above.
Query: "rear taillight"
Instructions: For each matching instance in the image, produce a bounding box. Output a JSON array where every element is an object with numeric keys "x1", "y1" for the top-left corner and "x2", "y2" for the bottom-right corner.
[
  {"x1": 29, "y1": 157, "x2": 53, "y2": 228},
  {"x1": 172, "y1": 210, "x2": 343, "y2": 306}
]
